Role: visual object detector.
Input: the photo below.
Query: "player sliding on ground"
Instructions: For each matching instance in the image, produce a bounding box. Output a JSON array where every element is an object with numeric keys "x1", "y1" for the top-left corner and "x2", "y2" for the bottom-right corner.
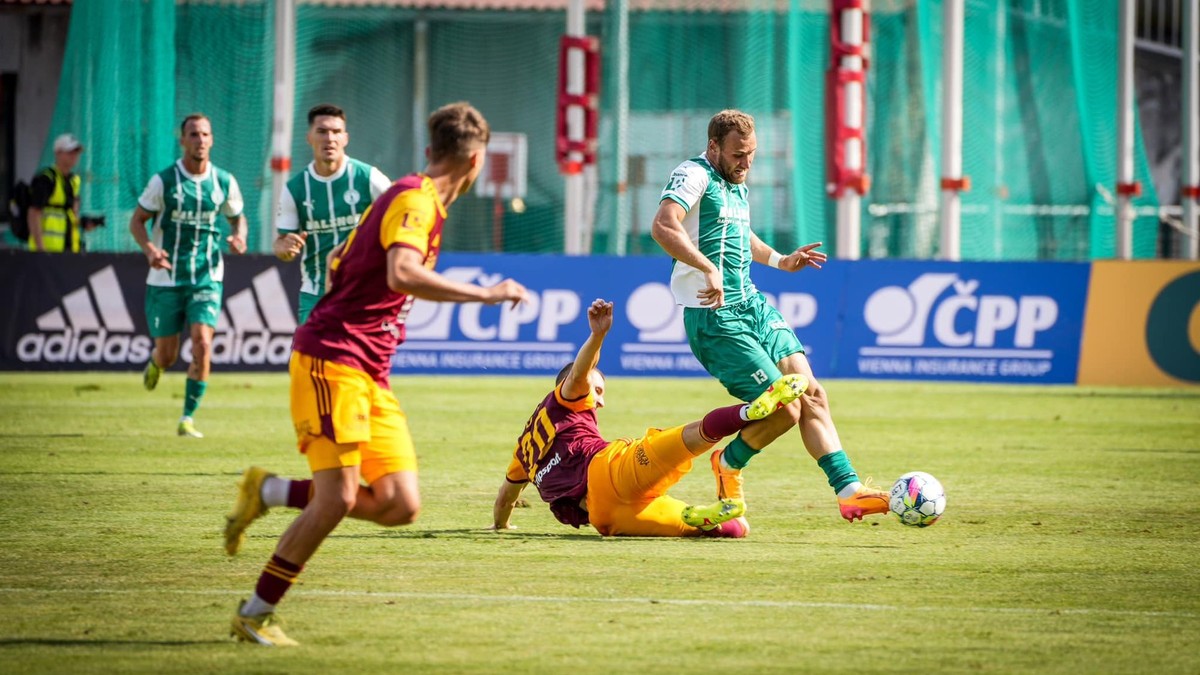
[{"x1": 491, "y1": 299, "x2": 807, "y2": 538}]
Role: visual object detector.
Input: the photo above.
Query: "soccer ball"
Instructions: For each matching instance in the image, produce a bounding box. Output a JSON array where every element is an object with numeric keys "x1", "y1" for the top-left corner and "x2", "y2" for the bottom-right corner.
[{"x1": 889, "y1": 471, "x2": 946, "y2": 527}]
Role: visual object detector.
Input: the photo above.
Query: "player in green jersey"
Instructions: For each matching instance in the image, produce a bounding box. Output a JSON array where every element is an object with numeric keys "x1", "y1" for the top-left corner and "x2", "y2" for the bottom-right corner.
[
  {"x1": 273, "y1": 104, "x2": 391, "y2": 323},
  {"x1": 650, "y1": 109, "x2": 889, "y2": 523},
  {"x1": 130, "y1": 113, "x2": 248, "y2": 438}
]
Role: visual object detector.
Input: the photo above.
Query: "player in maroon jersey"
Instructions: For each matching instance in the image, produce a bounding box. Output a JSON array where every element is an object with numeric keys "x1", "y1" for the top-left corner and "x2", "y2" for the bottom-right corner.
[
  {"x1": 225, "y1": 102, "x2": 528, "y2": 647},
  {"x1": 492, "y1": 299, "x2": 807, "y2": 537}
]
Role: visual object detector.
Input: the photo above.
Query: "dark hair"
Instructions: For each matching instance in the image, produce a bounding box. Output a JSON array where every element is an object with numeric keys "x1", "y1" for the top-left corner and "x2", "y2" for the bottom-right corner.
[
  {"x1": 555, "y1": 362, "x2": 605, "y2": 385},
  {"x1": 180, "y1": 113, "x2": 210, "y2": 137},
  {"x1": 308, "y1": 103, "x2": 346, "y2": 127},
  {"x1": 427, "y1": 102, "x2": 490, "y2": 163},
  {"x1": 707, "y1": 109, "x2": 755, "y2": 145}
]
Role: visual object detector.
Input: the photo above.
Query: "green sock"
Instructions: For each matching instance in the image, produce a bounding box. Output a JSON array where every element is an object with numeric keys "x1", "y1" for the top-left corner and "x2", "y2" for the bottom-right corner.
[
  {"x1": 183, "y1": 378, "x2": 207, "y2": 418},
  {"x1": 722, "y1": 435, "x2": 760, "y2": 470},
  {"x1": 816, "y1": 450, "x2": 859, "y2": 494}
]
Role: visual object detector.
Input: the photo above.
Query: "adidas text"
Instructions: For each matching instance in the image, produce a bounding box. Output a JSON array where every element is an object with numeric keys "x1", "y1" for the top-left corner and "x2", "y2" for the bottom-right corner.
[{"x1": 17, "y1": 329, "x2": 151, "y2": 364}]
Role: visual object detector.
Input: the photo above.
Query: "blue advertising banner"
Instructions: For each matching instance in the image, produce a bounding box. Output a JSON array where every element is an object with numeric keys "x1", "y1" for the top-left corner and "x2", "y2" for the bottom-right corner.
[
  {"x1": 835, "y1": 260, "x2": 1091, "y2": 383},
  {"x1": 396, "y1": 254, "x2": 1090, "y2": 384},
  {"x1": 392, "y1": 253, "x2": 842, "y2": 378}
]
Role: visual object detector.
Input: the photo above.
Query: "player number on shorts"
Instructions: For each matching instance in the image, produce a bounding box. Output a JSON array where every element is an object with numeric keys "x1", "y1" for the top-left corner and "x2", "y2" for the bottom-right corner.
[
  {"x1": 751, "y1": 369, "x2": 769, "y2": 385},
  {"x1": 519, "y1": 407, "x2": 556, "y2": 471}
]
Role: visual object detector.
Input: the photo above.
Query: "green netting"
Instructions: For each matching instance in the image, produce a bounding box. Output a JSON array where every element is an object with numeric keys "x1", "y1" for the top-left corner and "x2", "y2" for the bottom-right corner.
[
  {"x1": 42, "y1": 0, "x2": 176, "y2": 240},
  {"x1": 47, "y1": 0, "x2": 1161, "y2": 260}
]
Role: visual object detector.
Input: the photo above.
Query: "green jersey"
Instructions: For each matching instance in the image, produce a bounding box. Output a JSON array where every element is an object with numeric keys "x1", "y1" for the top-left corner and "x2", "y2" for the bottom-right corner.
[
  {"x1": 659, "y1": 155, "x2": 755, "y2": 307},
  {"x1": 276, "y1": 158, "x2": 391, "y2": 296},
  {"x1": 137, "y1": 160, "x2": 244, "y2": 287}
]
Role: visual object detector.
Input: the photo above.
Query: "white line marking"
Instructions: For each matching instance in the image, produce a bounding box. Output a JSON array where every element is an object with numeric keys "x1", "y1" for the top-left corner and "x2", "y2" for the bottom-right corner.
[{"x1": 0, "y1": 588, "x2": 1193, "y2": 619}]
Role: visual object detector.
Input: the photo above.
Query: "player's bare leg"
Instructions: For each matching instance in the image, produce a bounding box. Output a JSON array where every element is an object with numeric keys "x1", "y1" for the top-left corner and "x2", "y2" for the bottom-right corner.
[
  {"x1": 778, "y1": 352, "x2": 887, "y2": 521},
  {"x1": 678, "y1": 374, "x2": 805, "y2": 531},
  {"x1": 178, "y1": 323, "x2": 214, "y2": 438},
  {"x1": 232, "y1": 464, "x2": 358, "y2": 647},
  {"x1": 346, "y1": 471, "x2": 421, "y2": 526},
  {"x1": 224, "y1": 469, "x2": 419, "y2": 556},
  {"x1": 143, "y1": 335, "x2": 179, "y2": 391}
]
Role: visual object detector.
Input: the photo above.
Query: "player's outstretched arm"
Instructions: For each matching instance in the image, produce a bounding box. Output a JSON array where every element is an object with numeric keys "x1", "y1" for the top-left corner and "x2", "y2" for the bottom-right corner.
[
  {"x1": 491, "y1": 479, "x2": 525, "y2": 530},
  {"x1": 561, "y1": 299, "x2": 612, "y2": 400},
  {"x1": 387, "y1": 247, "x2": 529, "y2": 306},
  {"x1": 751, "y1": 231, "x2": 826, "y2": 273}
]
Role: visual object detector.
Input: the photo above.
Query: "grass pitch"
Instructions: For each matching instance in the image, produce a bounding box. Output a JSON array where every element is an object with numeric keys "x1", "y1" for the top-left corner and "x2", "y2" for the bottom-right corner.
[{"x1": 0, "y1": 372, "x2": 1198, "y2": 674}]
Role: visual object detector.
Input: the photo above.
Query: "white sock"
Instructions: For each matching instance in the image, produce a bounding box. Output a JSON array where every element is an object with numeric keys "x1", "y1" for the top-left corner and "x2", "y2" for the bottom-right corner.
[
  {"x1": 837, "y1": 481, "x2": 863, "y2": 499},
  {"x1": 179, "y1": 415, "x2": 193, "y2": 424},
  {"x1": 241, "y1": 593, "x2": 275, "y2": 617},
  {"x1": 261, "y1": 476, "x2": 290, "y2": 508},
  {"x1": 720, "y1": 453, "x2": 735, "y2": 472},
  {"x1": 738, "y1": 405, "x2": 751, "y2": 421}
]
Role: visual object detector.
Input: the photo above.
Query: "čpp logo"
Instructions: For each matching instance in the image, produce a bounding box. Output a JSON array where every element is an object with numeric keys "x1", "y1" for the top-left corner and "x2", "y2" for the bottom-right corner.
[
  {"x1": 624, "y1": 282, "x2": 818, "y2": 343},
  {"x1": 405, "y1": 267, "x2": 580, "y2": 341},
  {"x1": 863, "y1": 273, "x2": 1058, "y2": 349}
]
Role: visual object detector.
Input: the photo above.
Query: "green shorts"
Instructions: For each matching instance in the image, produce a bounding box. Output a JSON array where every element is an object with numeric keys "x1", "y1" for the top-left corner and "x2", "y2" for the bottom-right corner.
[
  {"x1": 683, "y1": 292, "x2": 805, "y2": 402},
  {"x1": 297, "y1": 291, "x2": 322, "y2": 325},
  {"x1": 144, "y1": 281, "x2": 223, "y2": 338}
]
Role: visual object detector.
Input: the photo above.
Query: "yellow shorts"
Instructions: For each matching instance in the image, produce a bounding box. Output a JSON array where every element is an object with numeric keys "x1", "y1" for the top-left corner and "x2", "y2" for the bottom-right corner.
[
  {"x1": 289, "y1": 351, "x2": 417, "y2": 484},
  {"x1": 585, "y1": 425, "x2": 703, "y2": 537}
]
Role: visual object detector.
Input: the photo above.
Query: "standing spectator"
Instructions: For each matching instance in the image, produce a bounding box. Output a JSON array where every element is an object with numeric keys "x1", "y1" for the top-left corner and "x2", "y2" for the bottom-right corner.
[
  {"x1": 129, "y1": 114, "x2": 248, "y2": 438},
  {"x1": 28, "y1": 133, "x2": 83, "y2": 253}
]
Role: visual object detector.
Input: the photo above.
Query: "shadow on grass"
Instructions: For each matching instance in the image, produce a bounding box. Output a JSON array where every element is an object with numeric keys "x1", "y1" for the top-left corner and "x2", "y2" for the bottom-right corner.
[
  {"x1": 330, "y1": 528, "x2": 600, "y2": 541},
  {"x1": 0, "y1": 638, "x2": 229, "y2": 648},
  {"x1": 2, "y1": 434, "x2": 85, "y2": 438}
]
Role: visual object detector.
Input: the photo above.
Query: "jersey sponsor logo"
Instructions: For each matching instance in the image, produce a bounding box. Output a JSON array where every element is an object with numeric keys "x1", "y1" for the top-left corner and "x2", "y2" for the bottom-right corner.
[
  {"x1": 666, "y1": 169, "x2": 689, "y2": 193},
  {"x1": 857, "y1": 272, "x2": 1059, "y2": 377},
  {"x1": 181, "y1": 268, "x2": 297, "y2": 366},
  {"x1": 303, "y1": 213, "x2": 360, "y2": 232},
  {"x1": 533, "y1": 452, "x2": 562, "y2": 486},
  {"x1": 167, "y1": 208, "x2": 220, "y2": 226},
  {"x1": 15, "y1": 266, "x2": 152, "y2": 364},
  {"x1": 717, "y1": 204, "x2": 749, "y2": 224}
]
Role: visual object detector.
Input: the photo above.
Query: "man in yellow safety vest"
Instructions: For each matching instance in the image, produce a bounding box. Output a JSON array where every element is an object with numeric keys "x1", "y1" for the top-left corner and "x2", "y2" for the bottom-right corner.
[{"x1": 28, "y1": 133, "x2": 84, "y2": 253}]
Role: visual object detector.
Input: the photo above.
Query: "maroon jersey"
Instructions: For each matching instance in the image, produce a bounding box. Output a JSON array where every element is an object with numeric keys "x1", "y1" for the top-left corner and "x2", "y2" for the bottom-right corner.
[
  {"x1": 506, "y1": 382, "x2": 610, "y2": 527},
  {"x1": 292, "y1": 174, "x2": 445, "y2": 385}
]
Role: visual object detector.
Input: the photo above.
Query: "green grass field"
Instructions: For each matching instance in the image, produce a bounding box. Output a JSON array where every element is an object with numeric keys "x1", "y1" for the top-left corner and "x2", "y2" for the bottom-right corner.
[{"x1": 1, "y1": 372, "x2": 1198, "y2": 673}]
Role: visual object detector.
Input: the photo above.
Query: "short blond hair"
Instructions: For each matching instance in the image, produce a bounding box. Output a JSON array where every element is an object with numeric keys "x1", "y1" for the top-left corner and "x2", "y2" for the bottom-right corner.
[
  {"x1": 428, "y1": 102, "x2": 491, "y2": 162},
  {"x1": 707, "y1": 109, "x2": 755, "y2": 145}
]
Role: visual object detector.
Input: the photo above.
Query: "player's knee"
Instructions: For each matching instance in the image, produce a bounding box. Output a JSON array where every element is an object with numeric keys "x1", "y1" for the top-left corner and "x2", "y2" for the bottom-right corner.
[
  {"x1": 190, "y1": 335, "x2": 213, "y2": 360},
  {"x1": 378, "y1": 502, "x2": 420, "y2": 527},
  {"x1": 155, "y1": 345, "x2": 179, "y2": 367},
  {"x1": 314, "y1": 488, "x2": 356, "y2": 518},
  {"x1": 802, "y1": 380, "x2": 831, "y2": 419}
]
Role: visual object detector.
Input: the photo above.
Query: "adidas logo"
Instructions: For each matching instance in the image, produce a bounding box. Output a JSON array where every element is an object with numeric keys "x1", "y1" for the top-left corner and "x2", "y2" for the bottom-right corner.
[
  {"x1": 16, "y1": 266, "x2": 153, "y2": 364},
  {"x1": 181, "y1": 267, "x2": 297, "y2": 366}
]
